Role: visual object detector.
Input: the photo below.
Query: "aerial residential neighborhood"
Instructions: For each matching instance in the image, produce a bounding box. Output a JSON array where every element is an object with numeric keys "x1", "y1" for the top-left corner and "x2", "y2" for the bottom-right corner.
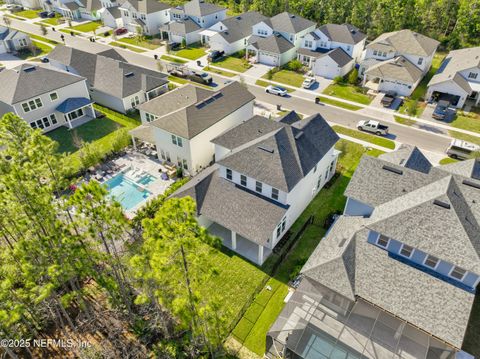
[{"x1": 0, "y1": 0, "x2": 479, "y2": 358}]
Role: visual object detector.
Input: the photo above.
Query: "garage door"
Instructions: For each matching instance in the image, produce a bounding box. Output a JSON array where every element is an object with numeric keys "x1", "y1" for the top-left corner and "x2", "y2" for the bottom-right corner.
[{"x1": 259, "y1": 51, "x2": 278, "y2": 66}]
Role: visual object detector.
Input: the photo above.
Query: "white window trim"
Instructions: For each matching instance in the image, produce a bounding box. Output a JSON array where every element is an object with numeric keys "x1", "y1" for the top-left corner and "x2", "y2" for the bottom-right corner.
[
  {"x1": 376, "y1": 234, "x2": 389, "y2": 248},
  {"x1": 399, "y1": 243, "x2": 414, "y2": 258},
  {"x1": 448, "y1": 266, "x2": 467, "y2": 281},
  {"x1": 50, "y1": 92, "x2": 58, "y2": 101},
  {"x1": 423, "y1": 255, "x2": 440, "y2": 270}
]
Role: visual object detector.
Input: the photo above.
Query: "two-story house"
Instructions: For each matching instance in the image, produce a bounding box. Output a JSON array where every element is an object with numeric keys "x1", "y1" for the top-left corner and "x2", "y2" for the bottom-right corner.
[
  {"x1": 161, "y1": 0, "x2": 226, "y2": 45},
  {"x1": 173, "y1": 111, "x2": 339, "y2": 265},
  {"x1": 48, "y1": 45, "x2": 169, "y2": 113},
  {"x1": 360, "y1": 29, "x2": 439, "y2": 96},
  {"x1": 199, "y1": 11, "x2": 267, "y2": 55},
  {"x1": 47, "y1": 0, "x2": 103, "y2": 20},
  {"x1": 119, "y1": 0, "x2": 170, "y2": 35},
  {"x1": 426, "y1": 47, "x2": 480, "y2": 109},
  {"x1": 0, "y1": 64, "x2": 95, "y2": 133},
  {"x1": 267, "y1": 145, "x2": 478, "y2": 359},
  {"x1": 297, "y1": 24, "x2": 366, "y2": 79},
  {"x1": 129, "y1": 82, "x2": 255, "y2": 174},
  {"x1": 0, "y1": 26, "x2": 32, "y2": 54},
  {"x1": 246, "y1": 12, "x2": 316, "y2": 67}
]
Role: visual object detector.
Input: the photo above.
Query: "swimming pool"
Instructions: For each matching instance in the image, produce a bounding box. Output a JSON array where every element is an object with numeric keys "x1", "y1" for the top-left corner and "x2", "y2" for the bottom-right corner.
[
  {"x1": 104, "y1": 174, "x2": 151, "y2": 210},
  {"x1": 136, "y1": 173, "x2": 157, "y2": 186}
]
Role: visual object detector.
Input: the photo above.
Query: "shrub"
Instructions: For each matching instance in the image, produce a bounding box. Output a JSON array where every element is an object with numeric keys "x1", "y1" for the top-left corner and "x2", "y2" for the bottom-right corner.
[
  {"x1": 181, "y1": 38, "x2": 186, "y2": 48},
  {"x1": 333, "y1": 75, "x2": 344, "y2": 84},
  {"x1": 78, "y1": 141, "x2": 104, "y2": 169},
  {"x1": 406, "y1": 99, "x2": 418, "y2": 116},
  {"x1": 176, "y1": 167, "x2": 183, "y2": 178},
  {"x1": 266, "y1": 69, "x2": 274, "y2": 80},
  {"x1": 103, "y1": 31, "x2": 110, "y2": 37},
  {"x1": 236, "y1": 49, "x2": 246, "y2": 58},
  {"x1": 286, "y1": 59, "x2": 303, "y2": 72},
  {"x1": 111, "y1": 128, "x2": 131, "y2": 153},
  {"x1": 348, "y1": 68, "x2": 359, "y2": 85}
]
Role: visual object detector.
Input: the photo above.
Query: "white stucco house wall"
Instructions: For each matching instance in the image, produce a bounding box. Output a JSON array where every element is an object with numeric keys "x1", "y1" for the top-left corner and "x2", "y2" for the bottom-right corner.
[
  {"x1": 173, "y1": 111, "x2": 340, "y2": 265},
  {"x1": 0, "y1": 64, "x2": 95, "y2": 133},
  {"x1": 426, "y1": 47, "x2": 480, "y2": 108},
  {"x1": 0, "y1": 27, "x2": 32, "y2": 54},
  {"x1": 130, "y1": 82, "x2": 255, "y2": 175}
]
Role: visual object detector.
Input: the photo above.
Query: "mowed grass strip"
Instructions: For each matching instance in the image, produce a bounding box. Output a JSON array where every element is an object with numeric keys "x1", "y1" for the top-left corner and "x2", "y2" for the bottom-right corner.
[{"x1": 333, "y1": 125, "x2": 396, "y2": 149}]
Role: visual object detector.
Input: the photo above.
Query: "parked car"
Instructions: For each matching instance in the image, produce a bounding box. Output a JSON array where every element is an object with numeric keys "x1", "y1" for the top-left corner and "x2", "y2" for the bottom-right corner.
[
  {"x1": 302, "y1": 77, "x2": 316, "y2": 89},
  {"x1": 265, "y1": 85, "x2": 287, "y2": 97},
  {"x1": 40, "y1": 57, "x2": 49, "y2": 63},
  {"x1": 381, "y1": 91, "x2": 396, "y2": 108},
  {"x1": 446, "y1": 139, "x2": 480, "y2": 160},
  {"x1": 432, "y1": 100, "x2": 454, "y2": 120},
  {"x1": 114, "y1": 28, "x2": 128, "y2": 36},
  {"x1": 188, "y1": 71, "x2": 212, "y2": 85},
  {"x1": 208, "y1": 50, "x2": 225, "y2": 62},
  {"x1": 168, "y1": 42, "x2": 180, "y2": 50},
  {"x1": 47, "y1": 11, "x2": 56, "y2": 18},
  {"x1": 38, "y1": 11, "x2": 49, "y2": 18},
  {"x1": 357, "y1": 119, "x2": 389, "y2": 135},
  {"x1": 10, "y1": 5, "x2": 24, "y2": 12}
]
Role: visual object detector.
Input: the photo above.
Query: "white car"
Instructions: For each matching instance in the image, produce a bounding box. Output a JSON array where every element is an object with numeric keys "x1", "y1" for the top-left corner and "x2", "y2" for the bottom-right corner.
[
  {"x1": 265, "y1": 85, "x2": 287, "y2": 96},
  {"x1": 446, "y1": 139, "x2": 480, "y2": 160},
  {"x1": 302, "y1": 77, "x2": 316, "y2": 89}
]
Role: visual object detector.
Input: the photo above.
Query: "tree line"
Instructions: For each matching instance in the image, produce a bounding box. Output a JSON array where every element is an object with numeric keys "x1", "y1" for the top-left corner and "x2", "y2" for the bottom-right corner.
[
  {"x1": 0, "y1": 113, "x2": 233, "y2": 358},
  {"x1": 210, "y1": 0, "x2": 479, "y2": 50}
]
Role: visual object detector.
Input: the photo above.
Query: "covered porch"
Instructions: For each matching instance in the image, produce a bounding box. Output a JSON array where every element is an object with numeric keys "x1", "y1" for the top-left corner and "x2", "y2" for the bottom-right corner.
[
  {"x1": 56, "y1": 97, "x2": 95, "y2": 129},
  {"x1": 208, "y1": 222, "x2": 272, "y2": 265}
]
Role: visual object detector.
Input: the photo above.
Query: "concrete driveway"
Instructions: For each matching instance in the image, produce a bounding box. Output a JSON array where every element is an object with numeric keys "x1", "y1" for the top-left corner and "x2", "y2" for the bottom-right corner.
[
  {"x1": 242, "y1": 63, "x2": 273, "y2": 84},
  {"x1": 0, "y1": 53, "x2": 30, "y2": 69}
]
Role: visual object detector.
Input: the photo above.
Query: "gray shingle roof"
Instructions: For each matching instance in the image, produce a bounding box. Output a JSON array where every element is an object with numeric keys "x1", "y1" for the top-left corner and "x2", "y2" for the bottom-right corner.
[
  {"x1": 47, "y1": 45, "x2": 168, "y2": 99},
  {"x1": 317, "y1": 23, "x2": 366, "y2": 45},
  {"x1": 365, "y1": 55, "x2": 423, "y2": 83},
  {"x1": 326, "y1": 47, "x2": 353, "y2": 67},
  {"x1": 173, "y1": 164, "x2": 287, "y2": 245},
  {"x1": 79, "y1": 0, "x2": 102, "y2": 12},
  {"x1": 183, "y1": 0, "x2": 224, "y2": 17},
  {"x1": 248, "y1": 34, "x2": 294, "y2": 54},
  {"x1": 103, "y1": 5, "x2": 122, "y2": 18},
  {"x1": 216, "y1": 11, "x2": 268, "y2": 44},
  {"x1": 120, "y1": 0, "x2": 170, "y2": 14},
  {"x1": 367, "y1": 29, "x2": 439, "y2": 57},
  {"x1": 0, "y1": 64, "x2": 85, "y2": 105},
  {"x1": 162, "y1": 18, "x2": 201, "y2": 34},
  {"x1": 138, "y1": 82, "x2": 255, "y2": 139},
  {"x1": 217, "y1": 112, "x2": 339, "y2": 192},
  {"x1": 302, "y1": 147, "x2": 480, "y2": 349},
  {"x1": 428, "y1": 47, "x2": 480, "y2": 93},
  {"x1": 269, "y1": 11, "x2": 316, "y2": 34},
  {"x1": 62, "y1": 2, "x2": 80, "y2": 10}
]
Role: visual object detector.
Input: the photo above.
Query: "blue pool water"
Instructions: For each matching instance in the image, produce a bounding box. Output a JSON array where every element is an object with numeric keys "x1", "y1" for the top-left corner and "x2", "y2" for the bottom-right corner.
[
  {"x1": 104, "y1": 174, "x2": 151, "y2": 210},
  {"x1": 137, "y1": 173, "x2": 156, "y2": 186}
]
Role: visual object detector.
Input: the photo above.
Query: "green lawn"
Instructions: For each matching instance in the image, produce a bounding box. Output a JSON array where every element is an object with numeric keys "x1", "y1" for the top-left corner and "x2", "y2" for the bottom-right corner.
[
  {"x1": 262, "y1": 69, "x2": 304, "y2": 88},
  {"x1": 316, "y1": 95, "x2": 362, "y2": 111},
  {"x1": 70, "y1": 21, "x2": 102, "y2": 33},
  {"x1": 450, "y1": 113, "x2": 480, "y2": 134},
  {"x1": 46, "y1": 118, "x2": 122, "y2": 154},
  {"x1": 172, "y1": 44, "x2": 206, "y2": 60},
  {"x1": 161, "y1": 55, "x2": 187, "y2": 64},
  {"x1": 15, "y1": 9, "x2": 39, "y2": 19},
  {"x1": 21, "y1": 31, "x2": 58, "y2": 45},
  {"x1": 167, "y1": 75, "x2": 212, "y2": 89},
  {"x1": 449, "y1": 130, "x2": 480, "y2": 146},
  {"x1": 234, "y1": 140, "x2": 384, "y2": 356},
  {"x1": 110, "y1": 41, "x2": 146, "y2": 53},
  {"x1": 439, "y1": 157, "x2": 459, "y2": 165},
  {"x1": 205, "y1": 66, "x2": 236, "y2": 77},
  {"x1": 117, "y1": 36, "x2": 160, "y2": 50},
  {"x1": 332, "y1": 125, "x2": 396, "y2": 150},
  {"x1": 255, "y1": 79, "x2": 294, "y2": 93},
  {"x1": 213, "y1": 55, "x2": 251, "y2": 73},
  {"x1": 16, "y1": 41, "x2": 52, "y2": 60},
  {"x1": 394, "y1": 115, "x2": 417, "y2": 126},
  {"x1": 323, "y1": 83, "x2": 373, "y2": 105},
  {"x1": 38, "y1": 14, "x2": 64, "y2": 26}
]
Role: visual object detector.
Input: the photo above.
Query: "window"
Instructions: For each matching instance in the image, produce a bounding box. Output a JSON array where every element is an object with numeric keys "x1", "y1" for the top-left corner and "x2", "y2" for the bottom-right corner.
[
  {"x1": 140, "y1": 13, "x2": 146, "y2": 20},
  {"x1": 30, "y1": 114, "x2": 57, "y2": 130},
  {"x1": 226, "y1": 168, "x2": 232, "y2": 180},
  {"x1": 255, "y1": 181, "x2": 262, "y2": 193},
  {"x1": 130, "y1": 95, "x2": 140, "y2": 108},
  {"x1": 49, "y1": 92, "x2": 58, "y2": 101},
  {"x1": 240, "y1": 175, "x2": 247, "y2": 186},
  {"x1": 182, "y1": 159, "x2": 188, "y2": 170},
  {"x1": 160, "y1": 149, "x2": 166, "y2": 160},
  {"x1": 171, "y1": 135, "x2": 183, "y2": 147},
  {"x1": 316, "y1": 176, "x2": 322, "y2": 191},
  {"x1": 417, "y1": 57, "x2": 423, "y2": 65},
  {"x1": 424, "y1": 255, "x2": 439, "y2": 269},
  {"x1": 18, "y1": 38, "x2": 27, "y2": 47},
  {"x1": 132, "y1": 12, "x2": 137, "y2": 19},
  {"x1": 145, "y1": 112, "x2": 157, "y2": 122},
  {"x1": 177, "y1": 156, "x2": 182, "y2": 167},
  {"x1": 166, "y1": 151, "x2": 171, "y2": 162},
  {"x1": 21, "y1": 97, "x2": 43, "y2": 113},
  {"x1": 450, "y1": 266, "x2": 467, "y2": 280},
  {"x1": 305, "y1": 40, "x2": 312, "y2": 48},
  {"x1": 276, "y1": 216, "x2": 287, "y2": 238},
  {"x1": 400, "y1": 244, "x2": 414, "y2": 258},
  {"x1": 468, "y1": 72, "x2": 478, "y2": 79},
  {"x1": 50, "y1": 114, "x2": 57, "y2": 125},
  {"x1": 373, "y1": 50, "x2": 378, "y2": 56},
  {"x1": 171, "y1": 134, "x2": 177, "y2": 145},
  {"x1": 68, "y1": 108, "x2": 83, "y2": 120},
  {"x1": 271, "y1": 188, "x2": 279, "y2": 200},
  {"x1": 376, "y1": 234, "x2": 389, "y2": 248},
  {"x1": 123, "y1": 10, "x2": 129, "y2": 17}
]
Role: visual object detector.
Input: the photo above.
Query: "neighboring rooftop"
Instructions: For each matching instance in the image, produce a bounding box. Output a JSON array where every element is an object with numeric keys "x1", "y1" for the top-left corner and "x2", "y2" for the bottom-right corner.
[
  {"x1": 216, "y1": 11, "x2": 268, "y2": 44},
  {"x1": 269, "y1": 11, "x2": 316, "y2": 33},
  {"x1": 367, "y1": 29, "x2": 439, "y2": 57},
  {"x1": 161, "y1": 18, "x2": 201, "y2": 34},
  {"x1": 137, "y1": 82, "x2": 255, "y2": 139},
  {"x1": 47, "y1": 46, "x2": 168, "y2": 99},
  {"x1": 317, "y1": 23, "x2": 366, "y2": 45},
  {"x1": 365, "y1": 55, "x2": 423, "y2": 83},
  {"x1": 248, "y1": 33, "x2": 295, "y2": 54},
  {"x1": 120, "y1": 0, "x2": 170, "y2": 14},
  {"x1": 184, "y1": 0, "x2": 225, "y2": 17},
  {"x1": 0, "y1": 64, "x2": 85, "y2": 105}
]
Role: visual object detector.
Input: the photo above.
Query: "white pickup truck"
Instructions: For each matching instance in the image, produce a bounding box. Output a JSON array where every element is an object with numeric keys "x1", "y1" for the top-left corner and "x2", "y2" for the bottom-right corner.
[{"x1": 357, "y1": 120, "x2": 389, "y2": 136}]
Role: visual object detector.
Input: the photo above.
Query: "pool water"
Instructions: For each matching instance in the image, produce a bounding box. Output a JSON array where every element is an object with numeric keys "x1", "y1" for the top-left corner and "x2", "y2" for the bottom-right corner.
[
  {"x1": 104, "y1": 174, "x2": 151, "y2": 210},
  {"x1": 137, "y1": 173, "x2": 156, "y2": 186}
]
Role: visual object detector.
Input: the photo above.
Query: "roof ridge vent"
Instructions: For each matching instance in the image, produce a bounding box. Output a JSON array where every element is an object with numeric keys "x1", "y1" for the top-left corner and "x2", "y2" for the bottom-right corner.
[
  {"x1": 382, "y1": 165, "x2": 403, "y2": 175},
  {"x1": 433, "y1": 199, "x2": 451, "y2": 209},
  {"x1": 258, "y1": 145, "x2": 274, "y2": 154},
  {"x1": 463, "y1": 179, "x2": 480, "y2": 190},
  {"x1": 294, "y1": 131, "x2": 304, "y2": 140}
]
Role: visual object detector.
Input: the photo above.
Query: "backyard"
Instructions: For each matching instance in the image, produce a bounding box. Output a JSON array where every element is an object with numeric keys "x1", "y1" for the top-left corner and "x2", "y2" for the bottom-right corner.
[
  {"x1": 231, "y1": 140, "x2": 384, "y2": 356},
  {"x1": 171, "y1": 44, "x2": 206, "y2": 60},
  {"x1": 322, "y1": 83, "x2": 373, "y2": 105}
]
